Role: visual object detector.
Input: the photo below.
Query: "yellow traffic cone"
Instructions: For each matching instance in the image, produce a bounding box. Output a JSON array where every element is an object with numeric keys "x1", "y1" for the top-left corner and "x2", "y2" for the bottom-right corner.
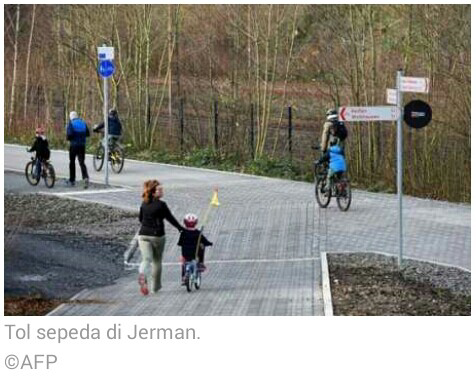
[{"x1": 210, "y1": 188, "x2": 220, "y2": 207}]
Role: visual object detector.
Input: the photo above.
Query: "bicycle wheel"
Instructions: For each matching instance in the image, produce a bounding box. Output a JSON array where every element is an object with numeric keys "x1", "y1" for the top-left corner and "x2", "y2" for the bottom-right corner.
[
  {"x1": 194, "y1": 272, "x2": 201, "y2": 290},
  {"x1": 43, "y1": 163, "x2": 56, "y2": 188},
  {"x1": 93, "y1": 145, "x2": 104, "y2": 171},
  {"x1": 186, "y1": 275, "x2": 192, "y2": 292},
  {"x1": 25, "y1": 161, "x2": 40, "y2": 186},
  {"x1": 110, "y1": 145, "x2": 125, "y2": 173},
  {"x1": 336, "y1": 179, "x2": 352, "y2": 212},
  {"x1": 315, "y1": 177, "x2": 331, "y2": 208}
]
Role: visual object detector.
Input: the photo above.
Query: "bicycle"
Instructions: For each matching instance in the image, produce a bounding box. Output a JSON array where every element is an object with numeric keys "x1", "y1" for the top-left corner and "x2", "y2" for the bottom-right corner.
[
  {"x1": 183, "y1": 259, "x2": 201, "y2": 292},
  {"x1": 92, "y1": 131, "x2": 125, "y2": 174},
  {"x1": 312, "y1": 145, "x2": 352, "y2": 211},
  {"x1": 25, "y1": 156, "x2": 56, "y2": 188}
]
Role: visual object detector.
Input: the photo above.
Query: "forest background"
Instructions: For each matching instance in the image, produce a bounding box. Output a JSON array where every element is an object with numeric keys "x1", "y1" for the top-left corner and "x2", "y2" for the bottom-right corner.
[{"x1": 3, "y1": 4, "x2": 470, "y2": 202}]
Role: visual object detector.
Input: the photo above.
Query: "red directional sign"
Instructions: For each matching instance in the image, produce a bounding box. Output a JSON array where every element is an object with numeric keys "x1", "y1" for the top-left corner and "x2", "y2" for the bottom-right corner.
[{"x1": 338, "y1": 106, "x2": 399, "y2": 122}]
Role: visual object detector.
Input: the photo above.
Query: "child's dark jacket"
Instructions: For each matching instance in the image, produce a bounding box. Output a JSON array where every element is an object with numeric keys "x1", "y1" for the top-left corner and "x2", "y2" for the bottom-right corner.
[{"x1": 178, "y1": 229, "x2": 212, "y2": 261}]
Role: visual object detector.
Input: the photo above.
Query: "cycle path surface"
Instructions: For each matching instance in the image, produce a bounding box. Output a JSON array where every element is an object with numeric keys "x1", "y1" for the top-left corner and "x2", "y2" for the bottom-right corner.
[{"x1": 4, "y1": 144, "x2": 471, "y2": 315}]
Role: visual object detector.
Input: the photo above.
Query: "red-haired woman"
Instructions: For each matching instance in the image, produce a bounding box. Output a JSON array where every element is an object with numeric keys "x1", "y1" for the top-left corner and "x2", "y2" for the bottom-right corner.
[{"x1": 138, "y1": 180, "x2": 184, "y2": 295}]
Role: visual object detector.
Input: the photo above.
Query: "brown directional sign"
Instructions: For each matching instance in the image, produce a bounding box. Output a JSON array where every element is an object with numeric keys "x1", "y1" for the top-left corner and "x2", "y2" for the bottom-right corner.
[{"x1": 404, "y1": 100, "x2": 432, "y2": 129}]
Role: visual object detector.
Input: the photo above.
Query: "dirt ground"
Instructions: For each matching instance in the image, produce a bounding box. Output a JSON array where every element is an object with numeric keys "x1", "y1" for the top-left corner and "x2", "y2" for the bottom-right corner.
[
  {"x1": 4, "y1": 192, "x2": 138, "y2": 316},
  {"x1": 328, "y1": 253, "x2": 471, "y2": 316}
]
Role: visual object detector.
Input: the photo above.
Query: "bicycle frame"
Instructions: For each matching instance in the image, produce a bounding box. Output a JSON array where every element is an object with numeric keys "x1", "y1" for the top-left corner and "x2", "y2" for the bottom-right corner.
[{"x1": 184, "y1": 260, "x2": 198, "y2": 281}]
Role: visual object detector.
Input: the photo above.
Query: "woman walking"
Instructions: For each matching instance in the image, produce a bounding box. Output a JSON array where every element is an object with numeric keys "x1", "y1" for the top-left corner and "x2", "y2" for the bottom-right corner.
[{"x1": 138, "y1": 180, "x2": 184, "y2": 295}]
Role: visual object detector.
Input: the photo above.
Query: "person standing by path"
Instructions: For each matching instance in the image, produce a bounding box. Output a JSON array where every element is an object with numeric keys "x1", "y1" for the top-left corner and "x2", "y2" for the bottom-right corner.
[
  {"x1": 138, "y1": 180, "x2": 184, "y2": 295},
  {"x1": 66, "y1": 111, "x2": 90, "y2": 188}
]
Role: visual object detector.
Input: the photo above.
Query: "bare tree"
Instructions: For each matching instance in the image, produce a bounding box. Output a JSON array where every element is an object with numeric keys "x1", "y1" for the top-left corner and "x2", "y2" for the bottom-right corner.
[
  {"x1": 8, "y1": 5, "x2": 20, "y2": 130},
  {"x1": 23, "y1": 5, "x2": 37, "y2": 121}
]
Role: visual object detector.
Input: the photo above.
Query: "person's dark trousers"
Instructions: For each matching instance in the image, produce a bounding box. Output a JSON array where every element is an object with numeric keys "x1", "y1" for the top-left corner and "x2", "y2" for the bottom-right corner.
[
  {"x1": 35, "y1": 158, "x2": 42, "y2": 180},
  {"x1": 69, "y1": 145, "x2": 89, "y2": 183}
]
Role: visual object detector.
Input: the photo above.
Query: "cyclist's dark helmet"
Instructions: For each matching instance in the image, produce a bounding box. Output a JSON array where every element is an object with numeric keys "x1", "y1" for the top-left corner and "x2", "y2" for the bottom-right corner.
[
  {"x1": 326, "y1": 108, "x2": 338, "y2": 121},
  {"x1": 109, "y1": 108, "x2": 118, "y2": 118}
]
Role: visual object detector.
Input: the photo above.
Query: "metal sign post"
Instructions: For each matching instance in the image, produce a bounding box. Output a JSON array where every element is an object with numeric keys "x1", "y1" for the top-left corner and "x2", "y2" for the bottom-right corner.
[
  {"x1": 103, "y1": 78, "x2": 109, "y2": 186},
  {"x1": 396, "y1": 70, "x2": 403, "y2": 268},
  {"x1": 97, "y1": 46, "x2": 115, "y2": 186},
  {"x1": 337, "y1": 72, "x2": 429, "y2": 269}
]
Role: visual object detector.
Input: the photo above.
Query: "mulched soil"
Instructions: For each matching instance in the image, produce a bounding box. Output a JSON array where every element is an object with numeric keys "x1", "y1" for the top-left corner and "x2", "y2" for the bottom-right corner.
[
  {"x1": 328, "y1": 253, "x2": 471, "y2": 316},
  {"x1": 4, "y1": 297, "x2": 64, "y2": 316}
]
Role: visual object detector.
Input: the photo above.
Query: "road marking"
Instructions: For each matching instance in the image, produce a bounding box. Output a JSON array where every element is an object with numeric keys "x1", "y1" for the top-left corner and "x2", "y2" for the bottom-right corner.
[
  {"x1": 4, "y1": 166, "x2": 136, "y2": 190},
  {"x1": 39, "y1": 188, "x2": 131, "y2": 196},
  {"x1": 46, "y1": 288, "x2": 91, "y2": 316},
  {"x1": 4, "y1": 167, "x2": 25, "y2": 174},
  {"x1": 126, "y1": 256, "x2": 320, "y2": 268}
]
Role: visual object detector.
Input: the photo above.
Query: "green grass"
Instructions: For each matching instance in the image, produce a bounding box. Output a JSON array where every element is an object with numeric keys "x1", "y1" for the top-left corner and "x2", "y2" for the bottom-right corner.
[{"x1": 126, "y1": 146, "x2": 307, "y2": 182}]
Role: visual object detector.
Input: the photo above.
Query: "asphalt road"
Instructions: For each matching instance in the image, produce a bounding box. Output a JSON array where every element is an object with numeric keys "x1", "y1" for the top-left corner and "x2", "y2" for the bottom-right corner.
[{"x1": 4, "y1": 143, "x2": 471, "y2": 315}]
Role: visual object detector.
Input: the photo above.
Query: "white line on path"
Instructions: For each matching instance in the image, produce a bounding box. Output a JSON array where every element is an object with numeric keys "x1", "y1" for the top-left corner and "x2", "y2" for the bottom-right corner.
[
  {"x1": 39, "y1": 188, "x2": 130, "y2": 197},
  {"x1": 46, "y1": 288, "x2": 91, "y2": 316},
  {"x1": 125, "y1": 256, "x2": 320, "y2": 268},
  {"x1": 5, "y1": 166, "x2": 137, "y2": 191}
]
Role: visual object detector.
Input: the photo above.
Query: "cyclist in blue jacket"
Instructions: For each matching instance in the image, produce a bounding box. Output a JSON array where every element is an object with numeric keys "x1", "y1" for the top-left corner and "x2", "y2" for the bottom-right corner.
[
  {"x1": 66, "y1": 111, "x2": 90, "y2": 188},
  {"x1": 318, "y1": 141, "x2": 347, "y2": 192}
]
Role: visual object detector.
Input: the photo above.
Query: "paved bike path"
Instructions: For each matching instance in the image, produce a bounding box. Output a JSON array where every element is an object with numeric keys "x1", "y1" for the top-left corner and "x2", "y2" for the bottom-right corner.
[{"x1": 3, "y1": 144, "x2": 470, "y2": 315}]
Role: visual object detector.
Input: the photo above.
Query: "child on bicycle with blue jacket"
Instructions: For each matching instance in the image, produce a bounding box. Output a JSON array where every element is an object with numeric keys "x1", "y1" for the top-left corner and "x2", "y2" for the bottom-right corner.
[
  {"x1": 178, "y1": 213, "x2": 213, "y2": 284},
  {"x1": 317, "y1": 141, "x2": 347, "y2": 192}
]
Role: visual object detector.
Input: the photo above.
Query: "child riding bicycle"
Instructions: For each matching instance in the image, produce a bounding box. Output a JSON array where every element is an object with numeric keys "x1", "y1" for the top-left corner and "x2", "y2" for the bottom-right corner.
[
  {"x1": 317, "y1": 141, "x2": 347, "y2": 193},
  {"x1": 27, "y1": 126, "x2": 51, "y2": 180},
  {"x1": 178, "y1": 213, "x2": 213, "y2": 285}
]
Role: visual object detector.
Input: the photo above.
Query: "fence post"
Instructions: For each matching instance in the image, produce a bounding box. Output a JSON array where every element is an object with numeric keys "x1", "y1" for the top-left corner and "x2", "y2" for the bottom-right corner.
[
  {"x1": 36, "y1": 85, "x2": 40, "y2": 128},
  {"x1": 250, "y1": 103, "x2": 254, "y2": 159},
  {"x1": 288, "y1": 105, "x2": 293, "y2": 160},
  {"x1": 214, "y1": 100, "x2": 218, "y2": 151},
  {"x1": 180, "y1": 98, "x2": 184, "y2": 156}
]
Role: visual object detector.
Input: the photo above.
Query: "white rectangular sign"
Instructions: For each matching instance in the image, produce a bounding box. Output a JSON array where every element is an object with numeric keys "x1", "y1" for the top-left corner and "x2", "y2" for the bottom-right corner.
[
  {"x1": 400, "y1": 76, "x2": 429, "y2": 93},
  {"x1": 387, "y1": 89, "x2": 397, "y2": 105},
  {"x1": 98, "y1": 46, "x2": 114, "y2": 60},
  {"x1": 338, "y1": 106, "x2": 399, "y2": 122}
]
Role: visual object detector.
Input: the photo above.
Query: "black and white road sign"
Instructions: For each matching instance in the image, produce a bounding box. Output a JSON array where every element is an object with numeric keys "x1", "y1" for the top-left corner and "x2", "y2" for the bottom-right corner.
[{"x1": 404, "y1": 100, "x2": 432, "y2": 129}]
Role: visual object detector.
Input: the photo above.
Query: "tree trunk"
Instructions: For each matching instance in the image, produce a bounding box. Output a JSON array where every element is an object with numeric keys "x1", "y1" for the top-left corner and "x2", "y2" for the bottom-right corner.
[
  {"x1": 23, "y1": 5, "x2": 37, "y2": 122},
  {"x1": 8, "y1": 5, "x2": 20, "y2": 130},
  {"x1": 168, "y1": 5, "x2": 173, "y2": 134},
  {"x1": 144, "y1": 5, "x2": 151, "y2": 144}
]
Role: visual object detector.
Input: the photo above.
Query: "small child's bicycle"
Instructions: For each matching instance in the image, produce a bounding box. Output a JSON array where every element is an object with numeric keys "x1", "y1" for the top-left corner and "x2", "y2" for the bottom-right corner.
[
  {"x1": 25, "y1": 156, "x2": 55, "y2": 188},
  {"x1": 183, "y1": 259, "x2": 202, "y2": 292}
]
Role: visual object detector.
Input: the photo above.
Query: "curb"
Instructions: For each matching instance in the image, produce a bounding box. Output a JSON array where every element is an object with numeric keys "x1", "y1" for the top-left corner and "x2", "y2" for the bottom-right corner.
[
  {"x1": 47, "y1": 231, "x2": 141, "y2": 316},
  {"x1": 46, "y1": 288, "x2": 90, "y2": 316},
  {"x1": 321, "y1": 252, "x2": 333, "y2": 316}
]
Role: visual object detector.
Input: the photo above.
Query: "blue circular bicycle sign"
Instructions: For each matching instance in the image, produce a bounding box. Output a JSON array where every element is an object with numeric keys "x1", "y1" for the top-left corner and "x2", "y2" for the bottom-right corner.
[{"x1": 98, "y1": 60, "x2": 115, "y2": 78}]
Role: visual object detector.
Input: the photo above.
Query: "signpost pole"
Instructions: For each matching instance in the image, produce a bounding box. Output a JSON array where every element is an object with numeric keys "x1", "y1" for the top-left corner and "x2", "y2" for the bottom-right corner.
[
  {"x1": 396, "y1": 69, "x2": 403, "y2": 268},
  {"x1": 98, "y1": 45, "x2": 114, "y2": 187},
  {"x1": 103, "y1": 71, "x2": 109, "y2": 186}
]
